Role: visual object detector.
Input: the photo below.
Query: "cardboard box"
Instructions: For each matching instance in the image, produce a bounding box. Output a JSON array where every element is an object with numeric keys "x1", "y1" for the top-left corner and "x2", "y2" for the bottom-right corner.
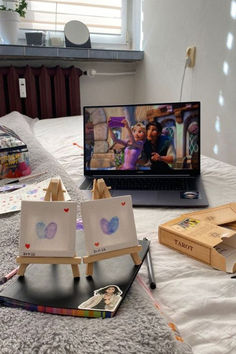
[{"x1": 158, "y1": 203, "x2": 236, "y2": 273}]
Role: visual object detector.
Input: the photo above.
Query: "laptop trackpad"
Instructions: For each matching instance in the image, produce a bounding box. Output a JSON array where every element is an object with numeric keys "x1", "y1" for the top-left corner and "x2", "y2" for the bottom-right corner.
[{"x1": 110, "y1": 190, "x2": 172, "y2": 206}]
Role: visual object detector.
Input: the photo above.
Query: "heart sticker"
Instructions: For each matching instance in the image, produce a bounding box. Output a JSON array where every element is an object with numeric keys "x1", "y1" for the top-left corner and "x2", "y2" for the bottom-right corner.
[
  {"x1": 25, "y1": 243, "x2": 30, "y2": 249},
  {"x1": 100, "y1": 216, "x2": 119, "y2": 235},
  {"x1": 36, "y1": 222, "x2": 57, "y2": 239},
  {"x1": 121, "y1": 202, "x2": 126, "y2": 206},
  {"x1": 64, "y1": 208, "x2": 69, "y2": 212},
  {"x1": 94, "y1": 242, "x2": 100, "y2": 247}
]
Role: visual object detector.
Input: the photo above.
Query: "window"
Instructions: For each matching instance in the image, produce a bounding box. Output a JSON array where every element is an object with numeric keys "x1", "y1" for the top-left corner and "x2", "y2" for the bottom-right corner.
[{"x1": 19, "y1": 0, "x2": 128, "y2": 46}]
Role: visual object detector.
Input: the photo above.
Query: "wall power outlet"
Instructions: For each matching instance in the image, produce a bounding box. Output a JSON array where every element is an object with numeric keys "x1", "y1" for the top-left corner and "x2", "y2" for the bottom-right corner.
[{"x1": 186, "y1": 46, "x2": 196, "y2": 68}]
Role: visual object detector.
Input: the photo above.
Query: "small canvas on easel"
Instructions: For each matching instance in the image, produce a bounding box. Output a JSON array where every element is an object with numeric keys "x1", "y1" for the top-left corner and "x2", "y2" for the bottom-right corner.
[
  {"x1": 20, "y1": 200, "x2": 77, "y2": 257},
  {"x1": 81, "y1": 195, "x2": 138, "y2": 256}
]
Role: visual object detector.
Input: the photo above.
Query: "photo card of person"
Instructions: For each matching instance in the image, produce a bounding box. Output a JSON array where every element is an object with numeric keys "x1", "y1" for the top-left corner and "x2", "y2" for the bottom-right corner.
[
  {"x1": 81, "y1": 195, "x2": 138, "y2": 256},
  {"x1": 78, "y1": 284, "x2": 123, "y2": 312},
  {"x1": 19, "y1": 200, "x2": 77, "y2": 257}
]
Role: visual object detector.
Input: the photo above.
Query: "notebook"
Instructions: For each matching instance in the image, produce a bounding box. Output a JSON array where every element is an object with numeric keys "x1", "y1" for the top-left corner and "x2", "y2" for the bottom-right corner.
[
  {"x1": 0, "y1": 237, "x2": 149, "y2": 318},
  {"x1": 79, "y1": 101, "x2": 208, "y2": 207}
]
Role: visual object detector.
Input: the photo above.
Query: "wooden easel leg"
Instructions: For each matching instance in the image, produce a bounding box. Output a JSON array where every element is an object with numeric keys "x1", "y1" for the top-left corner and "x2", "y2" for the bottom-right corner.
[
  {"x1": 17, "y1": 264, "x2": 29, "y2": 276},
  {"x1": 71, "y1": 264, "x2": 80, "y2": 278},
  {"x1": 86, "y1": 263, "x2": 94, "y2": 277},
  {"x1": 131, "y1": 252, "x2": 142, "y2": 265}
]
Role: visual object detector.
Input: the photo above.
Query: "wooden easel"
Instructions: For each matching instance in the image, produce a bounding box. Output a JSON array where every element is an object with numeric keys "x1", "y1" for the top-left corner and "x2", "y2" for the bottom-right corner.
[
  {"x1": 83, "y1": 178, "x2": 142, "y2": 276},
  {"x1": 43, "y1": 177, "x2": 66, "y2": 201},
  {"x1": 91, "y1": 178, "x2": 112, "y2": 200},
  {"x1": 16, "y1": 178, "x2": 81, "y2": 278}
]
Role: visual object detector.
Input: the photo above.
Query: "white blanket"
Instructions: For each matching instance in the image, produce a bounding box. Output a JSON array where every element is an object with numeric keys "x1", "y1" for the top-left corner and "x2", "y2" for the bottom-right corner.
[{"x1": 34, "y1": 115, "x2": 236, "y2": 354}]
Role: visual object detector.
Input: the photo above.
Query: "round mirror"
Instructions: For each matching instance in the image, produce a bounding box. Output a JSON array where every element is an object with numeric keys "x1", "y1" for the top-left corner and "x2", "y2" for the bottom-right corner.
[{"x1": 64, "y1": 20, "x2": 91, "y2": 48}]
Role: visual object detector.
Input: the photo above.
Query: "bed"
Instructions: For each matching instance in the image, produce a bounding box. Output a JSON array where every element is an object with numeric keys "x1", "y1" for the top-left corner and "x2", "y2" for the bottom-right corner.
[
  {"x1": 0, "y1": 65, "x2": 236, "y2": 353},
  {"x1": 33, "y1": 114, "x2": 236, "y2": 354}
]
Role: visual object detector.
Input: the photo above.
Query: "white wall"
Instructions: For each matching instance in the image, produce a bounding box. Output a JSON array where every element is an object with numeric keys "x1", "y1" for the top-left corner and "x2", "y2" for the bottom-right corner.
[
  {"x1": 79, "y1": 61, "x2": 136, "y2": 107},
  {"x1": 135, "y1": 0, "x2": 236, "y2": 166}
]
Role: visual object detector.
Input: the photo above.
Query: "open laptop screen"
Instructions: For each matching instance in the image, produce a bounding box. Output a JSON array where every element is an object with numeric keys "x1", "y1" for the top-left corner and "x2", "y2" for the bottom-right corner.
[{"x1": 83, "y1": 102, "x2": 200, "y2": 176}]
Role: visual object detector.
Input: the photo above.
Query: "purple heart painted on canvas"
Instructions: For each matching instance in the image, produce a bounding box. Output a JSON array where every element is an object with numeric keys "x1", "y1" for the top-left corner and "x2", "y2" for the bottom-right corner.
[
  {"x1": 100, "y1": 216, "x2": 119, "y2": 235},
  {"x1": 36, "y1": 222, "x2": 57, "y2": 239}
]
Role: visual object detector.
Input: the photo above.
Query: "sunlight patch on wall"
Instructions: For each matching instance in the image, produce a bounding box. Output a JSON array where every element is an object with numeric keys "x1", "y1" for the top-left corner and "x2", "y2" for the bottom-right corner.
[
  {"x1": 231, "y1": 0, "x2": 236, "y2": 19},
  {"x1": 223, "y1": 61, "x2": 229, "y2": 75},
  {"x1": 218, "y1": 91, "x2": 224, "y2": 106},
  {"x1": 215, "y1": 116, "x2": 221, "y2": 133},
  {"x1": 226, "y1": 32, "x2": 234, "y2": 49},
  {"x1": 213, "y1": 144, "x2": 219, "y2": 155}
]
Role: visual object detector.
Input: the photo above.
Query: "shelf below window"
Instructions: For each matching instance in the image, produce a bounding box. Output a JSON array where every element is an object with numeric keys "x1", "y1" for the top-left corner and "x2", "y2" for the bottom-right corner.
[{"x1": 0, "y1": 45, "x2": 144, "y2": 62}]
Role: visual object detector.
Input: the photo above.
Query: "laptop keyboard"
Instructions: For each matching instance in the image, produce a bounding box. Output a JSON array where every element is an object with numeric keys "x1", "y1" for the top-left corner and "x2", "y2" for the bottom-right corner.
[{"x1": 103, "y1": 177, "x2": 196, "y2": 191}]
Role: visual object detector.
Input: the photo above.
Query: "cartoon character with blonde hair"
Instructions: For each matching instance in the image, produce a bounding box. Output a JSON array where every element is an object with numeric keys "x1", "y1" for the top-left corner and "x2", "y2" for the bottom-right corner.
[{"x1": 109, "y1": 118, "x2": 146, "y2": 170}]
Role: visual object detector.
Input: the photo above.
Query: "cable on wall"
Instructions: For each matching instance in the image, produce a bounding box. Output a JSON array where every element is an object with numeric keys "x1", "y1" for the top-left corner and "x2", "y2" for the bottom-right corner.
[
  {"x1": 84, "y1": 69, "x2": 136, "y2": 77},
  {"x1": 179, "y1": 57, "x2": 191, "y2": 102}
]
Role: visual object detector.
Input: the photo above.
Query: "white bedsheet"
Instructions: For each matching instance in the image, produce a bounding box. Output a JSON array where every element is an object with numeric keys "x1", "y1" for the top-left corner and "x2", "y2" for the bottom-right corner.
[
  {"x1": 34, "y1": 116, "x2": 236, "y2": 354},
  {"x1": 34, "y1": 115, "x2": 84, "y2": 184}
]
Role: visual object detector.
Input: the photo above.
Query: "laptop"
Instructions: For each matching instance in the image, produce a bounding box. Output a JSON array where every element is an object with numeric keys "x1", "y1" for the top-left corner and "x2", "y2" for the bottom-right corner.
[{"x1": 79, "y1": 101, "x2": 208, "y2": 207}]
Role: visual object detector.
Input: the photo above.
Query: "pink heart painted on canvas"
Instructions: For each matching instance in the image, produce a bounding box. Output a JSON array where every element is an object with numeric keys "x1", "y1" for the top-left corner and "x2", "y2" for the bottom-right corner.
[{"x1": 25, "y1": 243, "x2": 30, "y2": 249}]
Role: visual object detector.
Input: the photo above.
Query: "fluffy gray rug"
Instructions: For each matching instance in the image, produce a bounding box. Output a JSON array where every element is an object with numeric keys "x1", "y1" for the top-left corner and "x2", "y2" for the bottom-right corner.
[{"x1": 0, "y1": 112, "x2": 192, "y2": 354}]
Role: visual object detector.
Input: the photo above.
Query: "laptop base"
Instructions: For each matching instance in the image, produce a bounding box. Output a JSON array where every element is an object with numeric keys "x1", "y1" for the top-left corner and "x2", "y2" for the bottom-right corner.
[{"x1": 79, "y1": 177, "x2": 208, "y2": 207}]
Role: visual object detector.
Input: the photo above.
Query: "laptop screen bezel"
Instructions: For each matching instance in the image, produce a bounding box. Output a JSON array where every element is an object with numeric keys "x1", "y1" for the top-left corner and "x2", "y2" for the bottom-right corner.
[{"x1": 83, "y1": 101, "x2": 201, "y2": 177}]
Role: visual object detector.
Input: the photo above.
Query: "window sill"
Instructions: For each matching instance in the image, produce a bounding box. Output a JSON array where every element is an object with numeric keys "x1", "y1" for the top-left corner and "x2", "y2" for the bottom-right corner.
[{"x1": 0, "y1": 44, "x2": 144, "y2": 62}]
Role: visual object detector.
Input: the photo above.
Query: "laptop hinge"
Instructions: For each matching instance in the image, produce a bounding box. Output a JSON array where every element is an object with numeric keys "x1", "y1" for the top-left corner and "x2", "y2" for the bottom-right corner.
[{"x1": 88, "y1": 174, "x2": 193, "y2": 178}]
